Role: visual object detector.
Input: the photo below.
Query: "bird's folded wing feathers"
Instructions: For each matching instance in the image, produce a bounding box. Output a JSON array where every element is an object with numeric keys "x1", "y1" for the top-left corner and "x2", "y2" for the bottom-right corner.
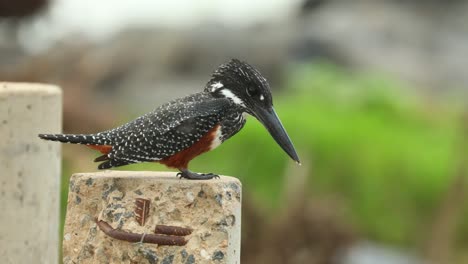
[
  {"x1": 146, "y1": 96, "x2": 232, "y2": 135},
  {"x1": 108, "y1": 95, "x2": 232, "y2": 162}
]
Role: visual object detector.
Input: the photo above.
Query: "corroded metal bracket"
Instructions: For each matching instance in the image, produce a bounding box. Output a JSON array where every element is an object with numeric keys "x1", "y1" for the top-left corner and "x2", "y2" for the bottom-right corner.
[{"x1": 96, "y1": 219, "x2": 192, "y2": 246}]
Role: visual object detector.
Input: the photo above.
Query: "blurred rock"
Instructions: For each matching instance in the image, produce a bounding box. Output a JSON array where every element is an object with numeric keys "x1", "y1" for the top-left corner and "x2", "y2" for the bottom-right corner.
[
  {"x1": 0, "y1": 41, "x2": 117, "y2": 133},
  {"x1": 297, "y1": 0, "x2": 468, "y2": 96},
  {"x1": 0, "y1": 0, "x2": 48, "y2": 18}
]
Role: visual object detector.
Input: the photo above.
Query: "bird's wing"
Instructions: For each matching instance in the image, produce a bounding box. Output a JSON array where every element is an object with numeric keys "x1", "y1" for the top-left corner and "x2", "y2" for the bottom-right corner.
[
  {"x1": 146, "y1": 93, "x2": 232, "y2": 135},
  {"x1": 107, "y1": 94, "x2": 232, "y2": 162}
]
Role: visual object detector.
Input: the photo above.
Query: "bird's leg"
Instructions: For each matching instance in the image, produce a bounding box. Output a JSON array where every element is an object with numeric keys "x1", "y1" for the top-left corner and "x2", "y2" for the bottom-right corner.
[{"x1": 177, "y1": 169, "x2": 219, "y2": 180}]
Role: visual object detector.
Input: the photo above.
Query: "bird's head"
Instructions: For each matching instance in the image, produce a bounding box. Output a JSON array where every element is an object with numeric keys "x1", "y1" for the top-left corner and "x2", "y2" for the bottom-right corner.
[{"x1": 205, "y1": 59, "x2": 300, "y2": 164}]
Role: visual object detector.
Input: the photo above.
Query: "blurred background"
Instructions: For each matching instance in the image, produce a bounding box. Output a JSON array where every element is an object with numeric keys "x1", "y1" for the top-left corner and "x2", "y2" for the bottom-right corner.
[{"x1": 1, "y1": 0, "x2": 467, "y2": 263}]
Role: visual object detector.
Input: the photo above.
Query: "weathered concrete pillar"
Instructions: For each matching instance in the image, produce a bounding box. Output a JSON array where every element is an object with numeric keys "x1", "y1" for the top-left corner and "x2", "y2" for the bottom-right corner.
[
  {"x1": 0, "y1": 83, "x2": 62, "y2": 264},
  {"x1": 63, "y1": 171, "x2": 242, "y2": 264}
]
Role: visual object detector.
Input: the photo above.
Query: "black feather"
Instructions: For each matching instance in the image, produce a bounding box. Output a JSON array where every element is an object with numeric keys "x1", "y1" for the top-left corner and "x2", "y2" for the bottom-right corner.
[
  {"x1": 38, "y1": 133, "x2": 108, "y2": 145},
  {"x1": 98, "y1": 159, "x2": 134, "y2": 170},
  {"x1": 94, "y1": 154, "x2": 109, "y2": 162}
]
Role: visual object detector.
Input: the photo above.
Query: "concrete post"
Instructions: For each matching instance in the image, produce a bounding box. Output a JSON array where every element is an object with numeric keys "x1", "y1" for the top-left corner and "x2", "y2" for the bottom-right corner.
[
  {"x1": 0, "y1": 83, "x2": 62, "y2": 264},
  {"x1": 63, "y1": 171, "x2": 242, "y2": 264}
]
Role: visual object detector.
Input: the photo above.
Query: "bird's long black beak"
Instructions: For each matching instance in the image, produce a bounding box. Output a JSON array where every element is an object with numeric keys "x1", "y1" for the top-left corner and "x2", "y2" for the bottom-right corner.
[{"x1": 253, "y1": 106, "x2": 301, "y2": 164}]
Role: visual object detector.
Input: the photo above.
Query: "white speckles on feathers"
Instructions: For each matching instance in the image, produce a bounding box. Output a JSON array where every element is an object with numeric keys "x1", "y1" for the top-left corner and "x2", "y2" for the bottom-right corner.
[
  {"x1": 39, "y1": 59, "x2": 274, "y2": 169},
  {"x1": 99, "y1": 92, "x2": 239, "y2": 163}
]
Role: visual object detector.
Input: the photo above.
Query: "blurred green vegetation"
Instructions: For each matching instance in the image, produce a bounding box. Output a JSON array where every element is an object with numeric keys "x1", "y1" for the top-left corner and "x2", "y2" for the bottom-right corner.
[{"x1": 61, "y1": 63, "x2": 465, "y2": 250}]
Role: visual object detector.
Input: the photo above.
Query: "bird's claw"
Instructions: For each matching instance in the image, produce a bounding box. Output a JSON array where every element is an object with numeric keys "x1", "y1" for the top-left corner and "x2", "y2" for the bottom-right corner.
[{"x1": 203, "y1": 173, "x2": 220, "y2": 179}]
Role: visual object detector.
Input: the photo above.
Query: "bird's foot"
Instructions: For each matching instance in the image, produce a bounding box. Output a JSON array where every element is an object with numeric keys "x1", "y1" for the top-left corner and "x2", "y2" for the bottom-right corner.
[{"x1": 177, "y1": 170, "x2": 220, "y2": 180}]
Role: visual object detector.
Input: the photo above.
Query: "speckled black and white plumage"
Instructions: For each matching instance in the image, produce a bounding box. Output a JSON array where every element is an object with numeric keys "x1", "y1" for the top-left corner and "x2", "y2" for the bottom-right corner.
[
  {"x1": 39, "y1": 58, "x2": 299, "y2": 176},
  {"x1": 39, "y1": 92, "x2": 245, "y2": 169}
]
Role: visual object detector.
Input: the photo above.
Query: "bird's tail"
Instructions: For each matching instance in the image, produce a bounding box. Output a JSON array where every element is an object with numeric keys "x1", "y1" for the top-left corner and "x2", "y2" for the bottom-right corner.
[{"x1": 38, "y1": 133, "x2": 106, "y2": 145}]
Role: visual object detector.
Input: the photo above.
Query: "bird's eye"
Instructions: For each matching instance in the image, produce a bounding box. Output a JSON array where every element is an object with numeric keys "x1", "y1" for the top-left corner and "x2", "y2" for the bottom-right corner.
[{"x1": 246, "y1": 86, "x2": 259, "y2": 97}]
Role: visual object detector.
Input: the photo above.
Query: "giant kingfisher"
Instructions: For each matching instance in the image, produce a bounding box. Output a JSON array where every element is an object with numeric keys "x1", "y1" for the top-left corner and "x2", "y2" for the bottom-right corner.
[{"x1": 39, "y1": 59, "x2": 300, "y2": 180}]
